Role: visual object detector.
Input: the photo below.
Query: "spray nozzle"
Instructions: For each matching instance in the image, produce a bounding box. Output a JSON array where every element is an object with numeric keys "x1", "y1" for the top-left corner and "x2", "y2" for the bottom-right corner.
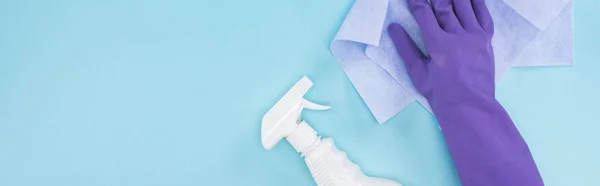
[{"x1": 261, "y1": 76, "x2": 330, "y2": 150}]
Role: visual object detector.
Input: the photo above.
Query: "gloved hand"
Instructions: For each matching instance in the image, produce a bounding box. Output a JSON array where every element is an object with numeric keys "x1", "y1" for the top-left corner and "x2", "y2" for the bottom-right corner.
[{"x1": 387, "y1": 0, "x2": 544, "y2": 185}]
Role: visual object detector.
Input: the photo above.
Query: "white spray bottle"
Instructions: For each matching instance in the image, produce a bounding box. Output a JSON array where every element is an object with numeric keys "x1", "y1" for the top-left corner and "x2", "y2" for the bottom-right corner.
[{"x1": 261, "y1": 76, "x2": 402, "y2": 186}]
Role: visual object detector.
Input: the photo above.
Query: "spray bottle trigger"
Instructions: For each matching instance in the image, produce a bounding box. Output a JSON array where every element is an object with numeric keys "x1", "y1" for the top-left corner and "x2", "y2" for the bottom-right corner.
[
  {"x1": 261, "y1": 76, "x2": 330, "y2": 151},
  {"x1": 302, "y1": 99, "x2": 331, "y2": 111}
]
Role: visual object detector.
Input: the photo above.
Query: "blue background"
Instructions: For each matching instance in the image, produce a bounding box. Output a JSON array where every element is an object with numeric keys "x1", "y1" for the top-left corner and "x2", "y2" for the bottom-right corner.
[{"x1": 1, "y1": 0, "x2": 598, "y2": 185}]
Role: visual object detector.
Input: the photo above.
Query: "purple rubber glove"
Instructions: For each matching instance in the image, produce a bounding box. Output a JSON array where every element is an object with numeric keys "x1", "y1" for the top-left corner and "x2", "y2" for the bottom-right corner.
[{"x1": 387, "y1": 0, "x2": 544, "y2": 185}]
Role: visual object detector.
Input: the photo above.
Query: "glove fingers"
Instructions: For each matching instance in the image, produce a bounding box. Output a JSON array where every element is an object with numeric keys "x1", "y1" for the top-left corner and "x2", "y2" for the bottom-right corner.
[
  {"x1": 431, "y1": 0, "x2": 463, "y2": 32},
  {"x1": 409, "y1": 0, "x2": 443, "y2": 37},
  {"x1": 453, "y1": 0, "x2": 480, "y2": 30},
  {"x1": 472, "y1": 0, "x2": 494, "y2": 34},
  {"x1": 388, "y1": 23, "x2": 429, "y2": 92}
]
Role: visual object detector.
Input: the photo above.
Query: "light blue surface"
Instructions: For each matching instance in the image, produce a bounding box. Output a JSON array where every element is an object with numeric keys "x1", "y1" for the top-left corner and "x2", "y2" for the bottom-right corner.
[{"x1": 0, "y1": 0, "x2": 598, "y2": 185}]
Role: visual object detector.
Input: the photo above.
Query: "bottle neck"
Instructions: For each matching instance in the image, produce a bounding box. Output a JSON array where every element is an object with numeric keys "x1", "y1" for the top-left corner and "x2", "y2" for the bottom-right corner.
[{"x1": 286, "y1": 121, "x2": 320, "y2": 157}]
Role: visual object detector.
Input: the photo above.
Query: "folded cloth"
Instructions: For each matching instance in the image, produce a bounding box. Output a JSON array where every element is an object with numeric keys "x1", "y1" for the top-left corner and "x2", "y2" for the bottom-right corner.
[{"x1": 331, "y1": 0, "x2": 574, "y2": 123}]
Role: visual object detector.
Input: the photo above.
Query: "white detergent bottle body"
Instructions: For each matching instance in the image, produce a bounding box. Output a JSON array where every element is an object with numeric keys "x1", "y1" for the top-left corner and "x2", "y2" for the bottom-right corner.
[{"x1": 287, "y1": 121, "x2": 402, "y2": 186}]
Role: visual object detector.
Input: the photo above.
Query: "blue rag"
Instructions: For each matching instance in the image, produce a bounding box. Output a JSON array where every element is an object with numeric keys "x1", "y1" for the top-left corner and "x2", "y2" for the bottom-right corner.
[{"x1": 331, "y1": 0, "x2": 574, "y2": 123}]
